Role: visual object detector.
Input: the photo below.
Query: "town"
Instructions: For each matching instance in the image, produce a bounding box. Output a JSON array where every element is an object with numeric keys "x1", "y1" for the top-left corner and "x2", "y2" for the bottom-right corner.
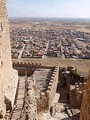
[{"x1": 10, "y1": 23, "x2": 90, "y2": 59}]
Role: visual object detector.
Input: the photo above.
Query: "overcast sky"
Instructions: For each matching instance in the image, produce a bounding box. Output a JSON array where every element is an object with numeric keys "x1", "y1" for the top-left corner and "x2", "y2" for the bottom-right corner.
[{"x1": 7, "y1": 0, "x2": 90, "y2": 18}]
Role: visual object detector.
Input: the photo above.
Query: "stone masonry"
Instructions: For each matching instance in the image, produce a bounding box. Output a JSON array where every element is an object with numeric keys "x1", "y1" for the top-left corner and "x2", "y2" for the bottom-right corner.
[
  {"x1": 0, "y1": 0, "x2": 18, "y2": 118},
  {"x1": 80, "y1": 70, "x2": 90, "y2": 120}
]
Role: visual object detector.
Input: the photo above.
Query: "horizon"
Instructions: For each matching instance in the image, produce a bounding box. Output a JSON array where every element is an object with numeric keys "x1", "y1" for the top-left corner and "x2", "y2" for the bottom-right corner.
[
  {"x1": 9, "y1": 17, "x2": 90, "y2": 23},
  {"x1": 9, "y1": 17, "x2": 90, "y2": 20},
  {"x1": 7, "y1": 0, "x2": 90, "y2": 18}
]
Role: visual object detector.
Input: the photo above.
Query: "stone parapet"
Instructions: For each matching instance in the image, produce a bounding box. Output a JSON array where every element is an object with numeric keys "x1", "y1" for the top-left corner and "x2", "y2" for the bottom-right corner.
[
  {"x1": 13, "y1": 61, "x2": 42, "y2": 68},
  {"x1": 36, "y1": 66, "x2": 59, "y2": 112},
  {"x1": 75, "y1": 81, "x2": 86, "y2": 105},
  {"x1": 45, "y1": 66, "x2": 59, "y2": 110}
]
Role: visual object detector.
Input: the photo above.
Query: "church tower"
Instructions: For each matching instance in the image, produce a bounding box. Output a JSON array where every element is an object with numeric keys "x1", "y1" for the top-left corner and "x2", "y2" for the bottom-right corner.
[{"x1": 0, "y1": 0, "x2": 18, "y2": 118}]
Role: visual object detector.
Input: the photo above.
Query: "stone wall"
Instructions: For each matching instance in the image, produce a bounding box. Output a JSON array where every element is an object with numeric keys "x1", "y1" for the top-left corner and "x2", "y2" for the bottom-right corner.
[
  {"x1": 22, "y1": 77, "x2": 38, "y2": 120},
  {"x1": 46, "y1": 66, "x2": 59, "y2": 110},
  {"x1": 75, "y1": 81, "x2": 86, "y2": 106},
  {"x1": 0, "y1": 0, "x2": 12, "y2": 116},
  {"x1": 0, "y1": 0, "x2": 12, "y2": 92},
  {"x1": 80, "y1": 70, "x2": 90, "y2": 120},
  {"x1": 0, "y1": 0, "x2": 18, "y2": 118},
  {"x1": 37, "y1": 92, "x2": 48, "y2": 113},
  {"x1": 13, "y1": 61, "x2": 42, "y2": 68},
  {"x1": 35, "y1": 66, "x2": 59, "y2": 112},
  {"x1": 13, "y1": 62, "x2": 58, "y2": 113}
]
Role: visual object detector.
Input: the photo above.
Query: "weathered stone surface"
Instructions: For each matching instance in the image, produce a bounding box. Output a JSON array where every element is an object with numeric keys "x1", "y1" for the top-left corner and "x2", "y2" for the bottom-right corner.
[
  {"x1": 0, "y1": 0, "x2": 18, "y2": 118},
  {"x1": 80, "y1": 70, "x2": 90, "y2": 120}
]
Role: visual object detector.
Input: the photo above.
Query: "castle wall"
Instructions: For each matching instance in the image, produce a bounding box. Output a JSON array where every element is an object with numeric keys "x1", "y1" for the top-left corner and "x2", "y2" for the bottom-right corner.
[
  {"x1": 13, "y1": 61, "x2": 42, "y2": 68},
  {"x1": 0, "y1": 0, "x2": 18, "y2": 117},
  {"x1": 75, "y1": 81, "x2": 86, "y2": 106},
  {"x1": 0, "y1": 0, "x2": 12, "y2": 116},
  {"x1": 80, "y1": 71, "x2": 90, "y2": 120},
  {"x1": 22, "y1": 77, "x2": 38, "y2": 120},
  {"x1": 35, "y1": 66, "x2": 59, "y2": 112},
  {"x1": 0, "y1": 0, "x2": 12, "y2": 91},
  {"x1": 46, "y1": 66, "x2": 59, "y2": 110}
]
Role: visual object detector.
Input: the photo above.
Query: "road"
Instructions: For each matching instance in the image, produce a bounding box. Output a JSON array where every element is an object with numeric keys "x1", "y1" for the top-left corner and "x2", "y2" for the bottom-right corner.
[{"x1": 18, "y1": 44, "x2": 25, "y2": 59}]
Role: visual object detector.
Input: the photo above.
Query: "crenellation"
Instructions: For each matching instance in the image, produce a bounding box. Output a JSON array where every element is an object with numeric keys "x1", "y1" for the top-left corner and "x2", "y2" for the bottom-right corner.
[
  {"x1": 75, "y1": 80, "x2": 87, "y2": 106},
  {"x1": 50, "y1": 79, "x2": 53, "y2": 83},
  {"x1": 49, "y1": 82, "x2": 53, "y2": 86},
  {"x1": 13, "y1": 61, "x2": 42, "y2": 68}
]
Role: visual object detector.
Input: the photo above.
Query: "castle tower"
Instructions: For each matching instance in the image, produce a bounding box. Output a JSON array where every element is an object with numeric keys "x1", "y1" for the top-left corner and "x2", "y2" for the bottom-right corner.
[
  {"x1": 0, "y1": 0, "x2": 12, "y2": 90},
  {"x1": 0, "y1": 0, "x2": 18, "y2": 118}
]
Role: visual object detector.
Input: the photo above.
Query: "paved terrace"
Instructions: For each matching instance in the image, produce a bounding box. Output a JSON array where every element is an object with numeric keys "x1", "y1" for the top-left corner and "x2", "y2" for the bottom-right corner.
[{"x1": 33, "y1": 68, "x2": 54, "y2": 92}]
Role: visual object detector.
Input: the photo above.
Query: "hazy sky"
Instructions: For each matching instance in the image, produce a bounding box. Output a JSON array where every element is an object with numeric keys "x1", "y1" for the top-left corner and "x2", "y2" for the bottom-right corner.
[{"x1": 7, "y1": 0, "x2": 90, "y2": 18}]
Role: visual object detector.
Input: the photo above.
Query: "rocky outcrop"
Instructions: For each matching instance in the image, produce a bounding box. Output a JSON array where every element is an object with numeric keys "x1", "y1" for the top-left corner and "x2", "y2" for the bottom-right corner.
[{"x1": 80, "y1": 70, "x2": 90, "y2": 120}]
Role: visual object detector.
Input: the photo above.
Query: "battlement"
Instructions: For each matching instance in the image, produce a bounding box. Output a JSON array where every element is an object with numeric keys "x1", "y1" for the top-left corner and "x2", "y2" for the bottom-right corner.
[
  {"x1": 46, "y1": 66, "x2": 59, "y2": 109},
  {"x1": 12, "y1": 61, "x2": 59, "y2": 113},
  {"x1": 13, "y1": 61, "x2": 42, "y2": 68},
  {"x1": 75, "y1": 81, "x2": 86, "y2": 105},
  {"x1": 36, "y1": 66, "x2": 59, "y2": 112}
]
